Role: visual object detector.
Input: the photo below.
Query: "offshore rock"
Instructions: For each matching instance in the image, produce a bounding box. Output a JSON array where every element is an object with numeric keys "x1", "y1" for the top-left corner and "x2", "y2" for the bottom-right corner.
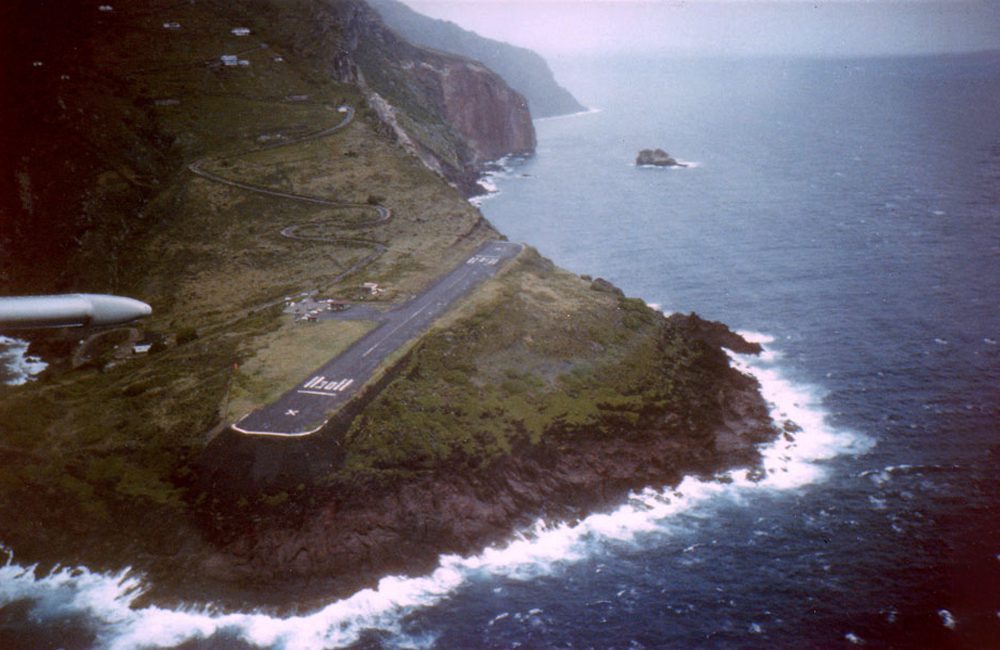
[{"x1": 637, "y1": 148, "x2": 687, "y2": 167}]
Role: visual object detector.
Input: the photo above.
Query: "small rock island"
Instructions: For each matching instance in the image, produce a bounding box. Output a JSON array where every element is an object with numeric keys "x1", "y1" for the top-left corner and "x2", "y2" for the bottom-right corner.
[{"x1": 636, "y1": 148, "x2": 688, "y2": 167}]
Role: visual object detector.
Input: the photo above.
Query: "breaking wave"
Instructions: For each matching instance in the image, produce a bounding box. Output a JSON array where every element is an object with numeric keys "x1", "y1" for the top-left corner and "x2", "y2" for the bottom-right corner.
[
  {"x1": 533, "y1": 107, "x2": 602, "y2": 123},
  {"x1": 0, "y1": 334, "x2": 870, "y2": 649},
  {"x1": 0, "y1": 336, "x2": 47, "y2": 386},
  {"x1": 635, "y1": 160, "x2": 701, "y2": 169},
  {"x1": 469, "y1": 156, "x2": 517, "y2": 207}
]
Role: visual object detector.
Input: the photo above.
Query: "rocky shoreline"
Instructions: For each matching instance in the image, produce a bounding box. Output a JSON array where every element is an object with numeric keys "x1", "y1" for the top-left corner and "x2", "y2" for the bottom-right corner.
[
  {"x1": 143, "y1": 314, "x2": 776, "y2": 610},
  {"x1": 1, "y1": 0, "x2": 779, "y2": 619}
]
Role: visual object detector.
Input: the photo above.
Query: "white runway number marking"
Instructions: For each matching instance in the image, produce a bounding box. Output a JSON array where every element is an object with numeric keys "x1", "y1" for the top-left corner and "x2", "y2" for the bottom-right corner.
[
  {"x1": 466, "y1": 255, "x2": 500, "y2": 266},
  {"x1": 297, "y1": 376, "x2": 355, "y2": 396}
]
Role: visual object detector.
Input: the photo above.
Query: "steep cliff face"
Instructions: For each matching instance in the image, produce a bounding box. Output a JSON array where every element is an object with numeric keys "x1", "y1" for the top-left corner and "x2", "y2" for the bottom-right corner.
[
  {"x1": 412, "y1": 58, "x2": 535, "y2": 162},
  {"x1": 227, "y1": 0, "x2": 535, "y2": 193},
  {"x1": 368, "y1": 0, "x2": 586, "y2": 119},
  {"x1": 325, "y1": 0, "x2": 536, "y2": 192}
]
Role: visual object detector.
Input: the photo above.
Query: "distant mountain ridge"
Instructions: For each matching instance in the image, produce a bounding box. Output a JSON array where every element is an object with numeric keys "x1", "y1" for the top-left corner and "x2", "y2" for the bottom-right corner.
[{"x1": 366, "y1": 0, "x2": 586, "y2": 119}]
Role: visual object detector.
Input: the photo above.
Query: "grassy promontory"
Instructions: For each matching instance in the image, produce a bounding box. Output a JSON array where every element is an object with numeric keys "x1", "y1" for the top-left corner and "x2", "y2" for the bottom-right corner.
[{"x1": 171, "y1": 251, "x2": 775, "y2": 606}]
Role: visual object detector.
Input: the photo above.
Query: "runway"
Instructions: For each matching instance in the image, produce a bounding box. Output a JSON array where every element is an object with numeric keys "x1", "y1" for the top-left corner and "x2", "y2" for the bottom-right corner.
[{"x1": 233, "y1": 240, "x2": 522, "y2": 436}]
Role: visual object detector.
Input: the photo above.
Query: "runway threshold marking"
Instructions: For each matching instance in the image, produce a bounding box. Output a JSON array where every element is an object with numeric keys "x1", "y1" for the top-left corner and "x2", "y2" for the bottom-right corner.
[
  {"x1": 466, "y1": 255, "x2": 499, "y2": 266},
  {"x1": 297, "y1": 376, "x2": 355, "y2": 396}
]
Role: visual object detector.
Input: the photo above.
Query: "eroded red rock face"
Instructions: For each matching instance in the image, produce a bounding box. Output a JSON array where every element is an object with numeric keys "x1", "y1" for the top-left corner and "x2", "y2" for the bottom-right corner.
[
  {"x1": 328, "y1": 0, "x2": 536, "y2": 191},
  {"x1": 417, "y1": 59, "x2": 536, "y2": 163}
]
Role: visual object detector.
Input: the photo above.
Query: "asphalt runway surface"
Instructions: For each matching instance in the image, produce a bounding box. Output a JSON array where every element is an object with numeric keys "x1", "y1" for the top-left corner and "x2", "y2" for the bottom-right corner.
[{"x1": 233, "y1": 240, "x2": 522, "y2": 436}]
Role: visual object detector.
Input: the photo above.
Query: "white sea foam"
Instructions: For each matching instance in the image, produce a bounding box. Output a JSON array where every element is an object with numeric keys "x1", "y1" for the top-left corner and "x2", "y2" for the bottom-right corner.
[
  {"x1": 470, "y1": 155, "x2": 521, "y2": 207},
  {"x1": 0, "y1": 335, "x2": 48, "y2": 385},
  {"x1": 533, "y1": 107, "x2": 602, "y2": 123},
  {"x1": 738, "y1": 331, "x2": 776, "y2": 345},
  {"x1": 635, "y1": 160, "x2": 701, "y2": 169},
  {"x1": 0, "y1": 333, "x2": 870, "y2": 649},
  {"x1": 938, "y1": 608, "x2": 957, "y2": 630},
  {"x1": 478, "y1": 176, "x2": 500, "y2": 193},
  {"x1": 470, "y1": 187, "x2": 498, "y2": 207}
]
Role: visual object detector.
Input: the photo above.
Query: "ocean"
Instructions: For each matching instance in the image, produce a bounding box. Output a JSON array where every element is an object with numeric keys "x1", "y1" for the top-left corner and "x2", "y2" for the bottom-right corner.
[{"x1": 2, "y1": 53, "x2": 999, "y2": 648}]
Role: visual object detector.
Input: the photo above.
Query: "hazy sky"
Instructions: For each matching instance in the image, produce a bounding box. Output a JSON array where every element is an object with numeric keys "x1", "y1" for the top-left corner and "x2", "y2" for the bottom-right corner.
[{"x1": 402, "y1": 1, "x2": 1000, "y2": 57}]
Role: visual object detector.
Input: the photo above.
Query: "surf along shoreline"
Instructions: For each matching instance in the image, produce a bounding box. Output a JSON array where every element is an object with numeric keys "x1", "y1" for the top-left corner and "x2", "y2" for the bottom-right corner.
[
  {"x1": 0, "y1": 136, "x2": 784, "y2": 618},
  {"x1": 125, "y1": 305, "x2": 777, "y2": 612},
  {"x1": 1, "y1": 156, "x2": 784, "y2": 617},
  {"x1": 3, "y1": 310, "x2": 783, "y2": 622}
]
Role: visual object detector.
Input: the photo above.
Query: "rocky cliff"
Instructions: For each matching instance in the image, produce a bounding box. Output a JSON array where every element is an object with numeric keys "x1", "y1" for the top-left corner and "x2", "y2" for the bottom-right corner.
[
  {"x1": 341, "y1": 0, "x2": 536, "y2": 191},
  {"x1": 235, "y1": 0, "x2": 536, "y2": 195},
  {"x1": 200, "y1": 333, "x2": 772, "y2": 603},
  {"x1": 367, "y1": 0, "x2": 586, "y2": 119}
]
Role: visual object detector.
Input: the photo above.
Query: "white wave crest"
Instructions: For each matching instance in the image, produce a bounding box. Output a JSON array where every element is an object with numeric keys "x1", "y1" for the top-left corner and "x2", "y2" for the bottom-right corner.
[
  {"x1": 469, "y1": 188, "x2": 499, "y2": 207},
  {"x1": 0, "y1": 334, "x2": 870, "y2": 649},
  {"x1": 0, "y1": 336, "x2": 48, "y2": 385},
  {"x1": 470, "y1": 157, "x2": 516, "y2": 206},
  {"x1": 634, "y1": 160, "x2": 701, "y2": 169},
  {"x1": 533, "y1": 107, "x2": 602, "y2": 123}
]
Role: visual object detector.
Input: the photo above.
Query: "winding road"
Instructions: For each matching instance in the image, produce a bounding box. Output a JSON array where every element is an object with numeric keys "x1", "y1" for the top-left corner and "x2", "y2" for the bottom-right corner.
[
  {"x1": 187, "y1": 104, "x2": 391, "y2": 257},
  {"x1": 185, "y1": 101, "x2": 522, "y2": 437}
]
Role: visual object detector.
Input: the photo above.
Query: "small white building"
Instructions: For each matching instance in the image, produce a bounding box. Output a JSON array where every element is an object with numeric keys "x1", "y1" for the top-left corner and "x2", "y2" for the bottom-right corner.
[
  {"x1": 231, "y1": 27, "x2": 250, "y2": 36},
  {"x1": 163, "y1": 22, "x2": 181, "y2": 30},
  {"x1": 220, "y1": 55, "x2": 238, "y2": 67},
  {"x1": 98, "y1": 5, "x2": 114, "y2": 12}
]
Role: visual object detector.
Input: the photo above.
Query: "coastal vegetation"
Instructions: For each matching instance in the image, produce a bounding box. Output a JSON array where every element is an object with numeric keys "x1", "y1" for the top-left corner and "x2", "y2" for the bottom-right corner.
[{"x1": 342, "y1": 251, "x2": 722, "y2": 479}]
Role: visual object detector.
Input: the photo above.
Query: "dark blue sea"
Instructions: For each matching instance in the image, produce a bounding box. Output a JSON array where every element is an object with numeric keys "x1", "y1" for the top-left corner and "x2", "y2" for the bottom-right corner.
[{"x1": 2, "y1": 53, "x2": 999, "y2": 649}]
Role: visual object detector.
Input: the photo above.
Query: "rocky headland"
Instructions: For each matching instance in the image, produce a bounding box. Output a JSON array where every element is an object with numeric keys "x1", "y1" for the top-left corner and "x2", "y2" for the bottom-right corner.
[
  {"x1": 197, "y1": 320, "x2": 772, "y2": 607},
  {"x1": 0, "y1": 0, "x2": 776, "y2": 611},
  {"x1": 367, "y1": 0, "x2": 587, "y2": 119}
]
